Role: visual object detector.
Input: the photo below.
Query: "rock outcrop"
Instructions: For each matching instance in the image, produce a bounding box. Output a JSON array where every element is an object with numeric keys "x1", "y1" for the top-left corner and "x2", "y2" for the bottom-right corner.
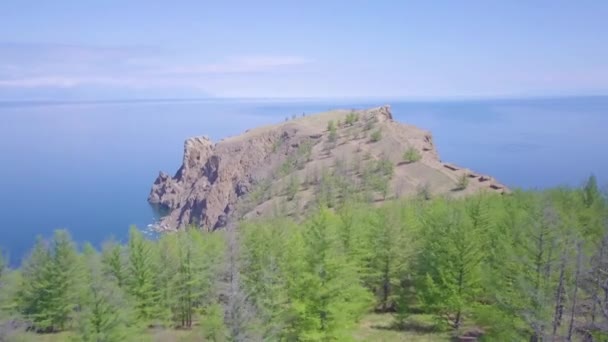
[{"x1": 149, "y1": 106, "x2": 508, "y2": 230}]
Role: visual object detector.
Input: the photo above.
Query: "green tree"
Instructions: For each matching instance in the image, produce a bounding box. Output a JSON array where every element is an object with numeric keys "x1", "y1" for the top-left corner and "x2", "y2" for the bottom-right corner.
[
  {"x1": 241, "y1": 219, "x2": 294, "y2": 340},
  {"x1": 582, "y1": 174, "x2": 601, "y2": 208},
  {"x1": 175, "y1": 229, "x2": 224, "y2": 328},
  {"x1": 101, "y1": 241, "x2": 126, "y2": 288},
  {"x1": 417, "y1": 200, "x2": 485, "y2": 331},
  {"x1": 364, "y1": 205, "x2": 413, "y2": 311},
  {"x1": 288, "y1": 209, "x2": 373, "y2": 340},
  {"x1": 126, "y1": 227, "x2": 162, "y2": 326},
  {"x1": 17, "y1": 230, "x2": 82, "y2": 332},
  {"x1": 75, "y1": 244, "x2": 134, "y2": 341},
  {"x1": 200, "y1": 303, "x2": 227, "y2": 341}
]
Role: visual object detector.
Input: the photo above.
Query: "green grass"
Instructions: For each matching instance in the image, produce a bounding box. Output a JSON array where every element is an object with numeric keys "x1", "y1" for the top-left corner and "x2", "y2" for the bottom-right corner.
[
  {"x1": 7, "y1": 329, "x2": 196, "y2": 342},
  {"x1": 354, "y1": 313, "x2": 450, "y2": 342},
  {"x1": 4, "y1": 331, "x2": 74, "y2": 342}
]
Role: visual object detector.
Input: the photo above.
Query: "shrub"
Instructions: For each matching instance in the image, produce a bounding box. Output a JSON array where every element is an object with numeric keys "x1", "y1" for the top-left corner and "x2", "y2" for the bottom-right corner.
[
  {"x1": 272, "y1": 138, "x2": 283, "y2": 153},
  {"x1": 455, "y1": 173, "x2": 470, "y2": 191},
  {"x1": 297, "y1": 140, "x2": 313, "y2": 162},
  {"x1": 370, "y1": 129, "x2": 382, "y2": 142},
  {"x1": 286, "y1": 175, "x2": 300, "y2": 201},
  {"x1": 279, "y1": 156, "x2": 296, "y2": 176},
  {"x1": 417, "y1": 182, "x2": 432, "y2": 200},
  {"x1": 329, "y1": 131, "x2": 338, "y2": 143},
  {"x1": 376, "y1": 158, "x2": 394, "y2": 178},
  {"x1": 403, "y1": 147, "x2": 422, "y2": 163},
  {"x1": 328, "y1": 121, "x2": 338, "y2": 143},
  {"x1": 345, "y1": 112, "x2": 359, "y2": 126}
]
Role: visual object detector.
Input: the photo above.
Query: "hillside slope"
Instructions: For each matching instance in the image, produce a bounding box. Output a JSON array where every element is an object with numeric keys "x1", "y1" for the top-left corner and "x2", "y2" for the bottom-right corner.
[{"x1": 148, "y1": 106, "x2": 507, "y2": 230}]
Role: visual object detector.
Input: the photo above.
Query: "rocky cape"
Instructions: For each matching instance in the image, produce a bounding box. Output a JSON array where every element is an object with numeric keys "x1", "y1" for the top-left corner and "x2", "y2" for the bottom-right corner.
[{"x1": 149, "y1": 106, "x2": 508, "y2": 231}]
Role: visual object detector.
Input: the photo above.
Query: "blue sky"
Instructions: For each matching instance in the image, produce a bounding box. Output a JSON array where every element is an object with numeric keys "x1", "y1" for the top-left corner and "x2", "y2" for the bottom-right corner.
[{"x1": 1, "y1": 1, "x2": 607, "y2": 100}]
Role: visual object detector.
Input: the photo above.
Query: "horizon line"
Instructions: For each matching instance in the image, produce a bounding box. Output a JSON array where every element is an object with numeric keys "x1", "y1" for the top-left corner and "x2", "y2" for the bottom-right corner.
[{"x1": 1, "y1": 94, "x2": 607, "y2": 108}]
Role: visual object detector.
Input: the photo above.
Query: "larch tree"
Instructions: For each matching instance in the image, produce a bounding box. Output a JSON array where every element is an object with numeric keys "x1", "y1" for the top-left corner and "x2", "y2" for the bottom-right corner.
[
  {"x1": 17, "y1": 230, "x2": 82, "y2": 332},
  {"x1": 75, "y1": 243, "x2": 134, "y2": 341},
  {"x1": 417, "y1": 199, "x2": 485, "y2": 331},
  {"x1": 126, "y1": 226, "x2": 162, "y2": 326},
  {"x1": 101, "y1": 240, "x2": 127, "y2": 288},
  {"x1": 288, "y1": 208, "x2": 372, "y2": 341},
  {"x1": 363, "y1": 205, "x2": 410, "y2": 312},
  {"x1": 240, "y1": 219, "x2": 294, "y2": 340}
]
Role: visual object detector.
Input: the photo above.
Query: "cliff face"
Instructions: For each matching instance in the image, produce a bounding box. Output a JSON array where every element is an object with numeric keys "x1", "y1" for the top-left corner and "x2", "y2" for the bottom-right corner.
[{"x1": 149, "y1": 106, "x2": 507, "y2": 230}]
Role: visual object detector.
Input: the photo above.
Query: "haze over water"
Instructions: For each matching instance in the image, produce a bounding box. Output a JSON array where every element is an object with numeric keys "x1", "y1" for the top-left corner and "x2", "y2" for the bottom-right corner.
[{"x1": 0, "y1": 96, "x2": 606, "y2": 266}]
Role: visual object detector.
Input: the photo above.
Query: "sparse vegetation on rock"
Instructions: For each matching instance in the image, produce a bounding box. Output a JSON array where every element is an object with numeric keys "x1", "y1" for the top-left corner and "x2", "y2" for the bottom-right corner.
[
  {"x1": 455, "y1": 173, "x2": 470, "y2": 190},
  {"x1": 327, "y1": 120, "x2": 336, "y2": 132},
  {"x1": 417, "y1": 182, "x2": 432, "y2": 200},
  {"x1": 285, "y1": 174, "x2": 299, "y2": 201},
  {"x1": 345, "y1": 111, "x2": 359, "y2": 126},
  {"x1": 370, "y1": 129, "x2": 382, "y2": 142},
  {"x1": 403, "y1": 146, "x2": 422, "y2": 163},
  {"x1": 149, "y1": 106, "x2": 508, "y2": 231},
  {"x1": 279, "y1": 156, "x2": 296, "y2": 176}
]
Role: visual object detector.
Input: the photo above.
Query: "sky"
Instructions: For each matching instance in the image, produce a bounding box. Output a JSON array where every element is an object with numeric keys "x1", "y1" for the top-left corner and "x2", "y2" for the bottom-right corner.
[{"x1": 1, "y1": 1, "x2": 607, "y2": 100}]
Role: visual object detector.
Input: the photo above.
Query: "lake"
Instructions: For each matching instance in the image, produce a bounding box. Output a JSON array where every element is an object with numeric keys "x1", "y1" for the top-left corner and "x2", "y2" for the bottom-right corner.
[{"x1": 1, "y1": 97, "x2": 606, "y2": 266}]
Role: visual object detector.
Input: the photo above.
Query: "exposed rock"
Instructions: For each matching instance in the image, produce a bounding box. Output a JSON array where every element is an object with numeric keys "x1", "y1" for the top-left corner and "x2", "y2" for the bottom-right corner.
[
  {"x1": 148, "y1": 106, "x2": 508, "y2": 230},
  {"x1": 235, "y1": 180, "x2": 250, "y2": 197},
  {"x1": 213, "y1": 213, "x2": 228, "y2": 230}
]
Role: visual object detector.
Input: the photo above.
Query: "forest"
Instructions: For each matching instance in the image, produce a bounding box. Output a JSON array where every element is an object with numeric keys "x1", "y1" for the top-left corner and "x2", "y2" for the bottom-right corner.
[{"x1": 0, "y1": 176, "x2": 606, "y2": 341}]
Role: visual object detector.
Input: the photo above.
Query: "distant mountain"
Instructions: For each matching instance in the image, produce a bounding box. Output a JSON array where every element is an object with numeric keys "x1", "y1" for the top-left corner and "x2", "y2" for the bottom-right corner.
[{"x1": 149, "y1": 106, "x2": 508, "y2": 230}]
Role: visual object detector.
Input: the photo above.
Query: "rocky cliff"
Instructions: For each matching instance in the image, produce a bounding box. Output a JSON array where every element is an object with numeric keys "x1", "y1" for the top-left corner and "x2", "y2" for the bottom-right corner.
[{"x1": 149, "y1": 106, "x2": 508, "y2": 230}]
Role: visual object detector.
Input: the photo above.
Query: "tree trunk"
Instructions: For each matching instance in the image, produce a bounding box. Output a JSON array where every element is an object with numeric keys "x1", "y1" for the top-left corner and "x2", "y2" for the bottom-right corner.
[
  {"x1": 552, "y1": 258, "x2": 566, "y2": 338},
  {"x1": 567, "y1": 242, "x2": 583, "y2": 341}
]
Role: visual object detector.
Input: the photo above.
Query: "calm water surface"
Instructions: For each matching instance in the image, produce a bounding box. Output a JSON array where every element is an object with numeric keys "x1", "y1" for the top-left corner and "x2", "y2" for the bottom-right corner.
[{"x1": 1, "y1": 97, "x2": 606, "y2": 265}]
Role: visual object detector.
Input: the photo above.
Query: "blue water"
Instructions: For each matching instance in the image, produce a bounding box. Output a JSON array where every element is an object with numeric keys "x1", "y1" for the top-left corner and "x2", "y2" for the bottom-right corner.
[{"x1": 1, "y1": 97, "x2": 607, "y2": 266}]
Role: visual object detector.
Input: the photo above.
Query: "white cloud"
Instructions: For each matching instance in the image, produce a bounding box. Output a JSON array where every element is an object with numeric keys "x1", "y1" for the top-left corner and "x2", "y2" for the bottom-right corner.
[
  {"x1": 0, "y1": 76, "x2": 142, "y2": 88},
  {"x1": 0, "y1": 43, "x2": 312, "y2": 91},
  {"x1": 161, "y1": 56, "x2": 312, "y2": 74}
]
